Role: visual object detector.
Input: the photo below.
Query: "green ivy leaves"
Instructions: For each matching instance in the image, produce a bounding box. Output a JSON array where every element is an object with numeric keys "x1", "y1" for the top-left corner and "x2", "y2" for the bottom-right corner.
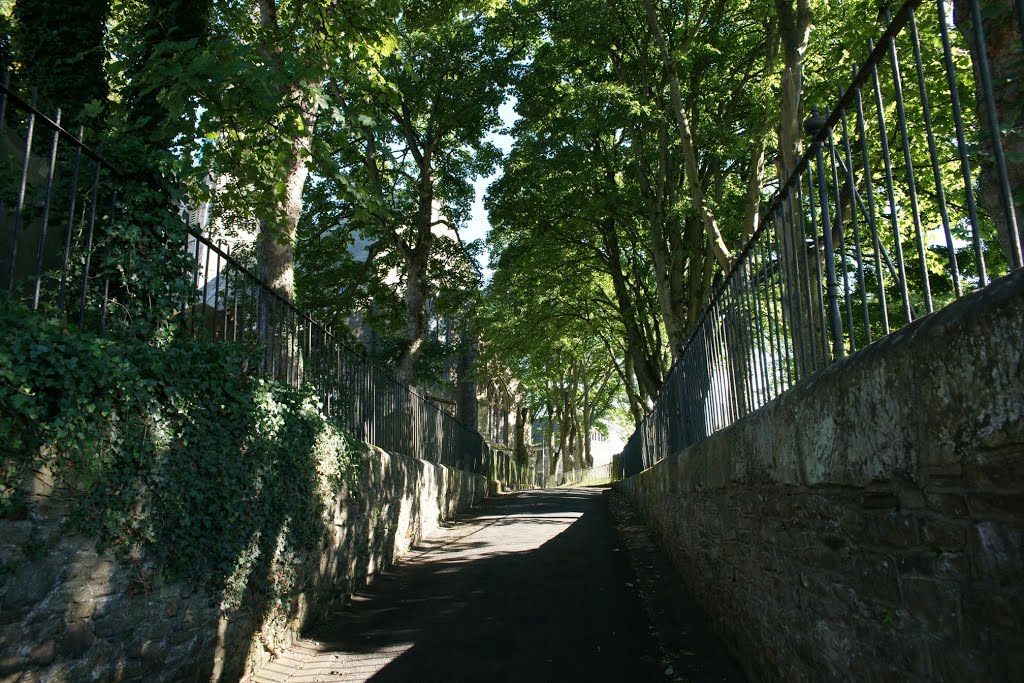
[{"x1": 0, "y1": 297, "x2": 363, "y2": 613}]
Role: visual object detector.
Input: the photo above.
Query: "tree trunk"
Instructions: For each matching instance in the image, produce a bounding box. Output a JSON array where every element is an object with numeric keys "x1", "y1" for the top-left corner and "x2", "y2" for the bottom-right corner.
[
  {"x1": 776, "y1": 0, "x2": 810, "y2": 177},
  {"x1": 742, "y1": 139, "x2": 768, "y2": 244},
  {"x1": 629, "y1": 124, "x2": 690, "y2": 356},
  {"x1": 257, "y1": 88, "x2": 315, "y2": 300},
  {"x1": 544, "y1": 401, "x2": 556, "y2": 480},
  {"x1": 396, "y1": 249, "x2": 431, "y2": 383},
  {"x1": 596, "y1": 217, "x2": 663, "y2": 398},
  {"x1": 612, "y1": 42, "x2": 692, "y2": 358},
  {"x1": 776, "y1": 0, "x2": 819, "y2": 378},
  {"x1": 954, "y1": 0, "x2": 1024, "y2": 267},
  {"x1": 456, "y1": 332, "x2": 479, "y2": 428},
  {"x1": 256, "y1": 0, "x2": 317, "y2": 302},
  {"x1": 513, "y1": 402, "x2": 529, "y2": 466},
  {"x1": 582, "y1": 398, "x2": 593, "y2": 468},
  {"x1": 642, "y1": 0, "x2": 732, "y2": 270},
  {"x1": 396, "y1": 162, "x2": 436, "y2": 383},
  {"x1": 555, "y1": 400, "x2": 569, "y2": 476}
]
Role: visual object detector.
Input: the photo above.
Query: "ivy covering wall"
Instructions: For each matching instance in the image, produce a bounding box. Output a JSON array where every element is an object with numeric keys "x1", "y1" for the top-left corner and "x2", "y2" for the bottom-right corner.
[{"x1": 0, "y1": 298, "x2": 363, "y2": 610}]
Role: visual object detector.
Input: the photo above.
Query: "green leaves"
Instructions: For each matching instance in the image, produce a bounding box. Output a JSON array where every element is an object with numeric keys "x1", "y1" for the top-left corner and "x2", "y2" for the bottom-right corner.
[{"x1": 0, "y1": 297, "x2": 362, "y2": 611}]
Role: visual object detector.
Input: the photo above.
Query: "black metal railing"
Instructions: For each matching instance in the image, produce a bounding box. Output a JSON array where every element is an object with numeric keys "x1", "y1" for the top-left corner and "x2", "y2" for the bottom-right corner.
[
  {"x1": 622, "y1": 0, "x2": 1023, "y2": 477},
  {"x1": 0, "y1": 76, "x2": 485, "y2": 475},
  {"x1": 547, "y1": 463, "x2": 616, "y2": 488}
]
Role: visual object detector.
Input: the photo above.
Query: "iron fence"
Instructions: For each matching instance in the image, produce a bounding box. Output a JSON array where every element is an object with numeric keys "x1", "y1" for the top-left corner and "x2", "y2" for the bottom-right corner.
[
  {"x1": 0, "y1": 76, "x2": 485, "y2": 475},
  {"x1": 622, "y1": 0, "x2": 1023, "y2": 477},
  {"x1": 549, "y1": 463, "x2": 616, "y2": 488}
]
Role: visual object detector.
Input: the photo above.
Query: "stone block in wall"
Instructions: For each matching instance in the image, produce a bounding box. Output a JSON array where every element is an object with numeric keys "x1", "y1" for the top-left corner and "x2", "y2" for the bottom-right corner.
[{"x1": 967, "y1": 520, "x2": 1023, "y2": 585}]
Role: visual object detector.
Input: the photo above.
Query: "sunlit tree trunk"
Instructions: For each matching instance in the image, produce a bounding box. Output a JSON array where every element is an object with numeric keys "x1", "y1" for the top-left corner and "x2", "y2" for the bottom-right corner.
[
  {"x1": 255, "y1": 0, "x2": 317, "y2": 382},
  {"x1": 257, "y1": 89, "x2": 315, "y2": 301}
]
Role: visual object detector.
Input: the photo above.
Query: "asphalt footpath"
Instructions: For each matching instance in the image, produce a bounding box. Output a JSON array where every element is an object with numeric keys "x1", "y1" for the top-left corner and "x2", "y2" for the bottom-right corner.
[{"x1": 249, "y1": 488, "x2": 742, "y2": 683}]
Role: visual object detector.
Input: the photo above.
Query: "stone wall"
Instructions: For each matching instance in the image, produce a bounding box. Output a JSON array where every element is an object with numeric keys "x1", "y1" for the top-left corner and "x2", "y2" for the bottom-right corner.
[
  {"x1": 1, "y1": 445, "x2": 485, "y2": 682},
  {"x1": 620, "y1": 269, "x2": 1024, "y2": 680}
]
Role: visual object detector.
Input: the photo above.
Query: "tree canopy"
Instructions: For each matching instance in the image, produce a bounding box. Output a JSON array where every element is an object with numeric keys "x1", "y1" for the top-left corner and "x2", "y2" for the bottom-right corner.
[{"x1": 0, "y1": 0, "x2": 1008, "y2": 469}]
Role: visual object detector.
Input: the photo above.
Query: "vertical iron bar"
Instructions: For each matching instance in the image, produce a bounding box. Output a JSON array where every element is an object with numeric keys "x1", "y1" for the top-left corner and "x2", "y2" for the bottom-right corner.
[
  {"x1": 57, "y1": 127, "x2": 84, "y2": 312},
  {"x1": 32, "y1": 109, "x2": 62, "y2": 310},
  {"x1": 722, "y1": 299, "x2": 737, "y2": 423},
  {"x1": 1017, "y1": 0, "x2": 1024, "y2": 52},
  {"x1": 937, "y1": 0, "x2": 987, "y2": 285},
  {"x1": 703, "y1": 315, "x2": 720, "y2": 430},
  {"x1": 746, "y1": 256, "x2": 766, "y2": 407},
  {"x1": 213, "y1": 242, "x2": 222, "y2": 339},
  {"x1": 772, "y1": 212, "x2": 795, "y2": 391},
  {"x1": 226, "y1": 247, "x2": 235, "y2": 339},
  {"x1": 98, "y1": 248, "x2": 111, "y2": 335},
  {"x1": 760, "y1": 229, "x2": 782, "y2": 395},
  {"x1": 181, "y1": 234, "x2": 194, "y2": 314},
  {"x1": 803, "y1": 167, "x2": 830, "y2": 365},
  {"x1": 77, "y1": 160, "x2": 102, "y2": 330},
  {"x1": 268, "y1": 292, "x2": 277, "y2": 377},
  {"x1": 255, "y1": 283, "x2": 265, "y2": 373},
  {"x1": 290, "y1": 305, "x2": 298, "y2": 387},
  {"x1": 98, "y1": 191, "x2": 117, "y2": 335},
  {"x1": 273, "y1": 294, "x2": 281, "y2": 379},
  {"x1": 0, "y1": 72, "x2": 9, "y2": 133},
  {"x1": 718, "y1": 301, "x2": 735, "y2": 425},
  {"x1": 782, "y1": 182, "x2": 806, "y2": 380},
  {"x1": 236, "y1": 268, "x2": 245, "y2": 344},
  {"x1": 203, "y1": 239, "x2": 213, "y2": 338},
  {"x1": 839, "y1": 103, "x2": 872, "y2": 345},
  {"x1": 827, "y1": 125, "x2": 855, "y2": 352},
  {"x1": 811, "y1": 118, "x2": 846, "y2": 360},
  {"x1": 7, "y1": 91, "x2": 37, "y2": 290},
  {"x1": 202, "y1": 238, "x2": 212, "y2": 336},
  {"x1": 728, "y1": 273, "x2": 746, "y2": 415},
  {"x1": 709, "y1": 304, "x2": 726, "y2": 427},
  {"x1": 871, "y1": 39, "x2": 914, "y2": 324},
  {"x1": 854, "y1": 72, "x2": 891, "y2": 335},
  {"x1": 734, "y1": 272, "x2": 755, "y2": 413},
  {"x1": 749, "y1": 248, "x2": 771, "y2": 404},
  {"x1": 968, "y1": 0, "x2": 1023, "y2": 269},
  {"x1": 761, "y1": 231, "x2": 782, "y2": 395},
  {"x1": 909, "y1": 8, "x2": 961, "y2": 297},
  {"x1": 886, "y1": 13, "x2": 934, "y2": 313}
]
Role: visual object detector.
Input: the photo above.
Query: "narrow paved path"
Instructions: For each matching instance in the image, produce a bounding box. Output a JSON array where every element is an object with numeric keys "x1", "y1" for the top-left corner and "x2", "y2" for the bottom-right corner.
[{"x1": 251, "y1": 489, "x2": 723, "y2": 682}]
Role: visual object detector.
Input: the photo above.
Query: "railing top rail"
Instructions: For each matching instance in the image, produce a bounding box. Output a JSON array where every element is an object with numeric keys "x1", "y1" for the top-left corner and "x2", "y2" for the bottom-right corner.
[
  {"x1": 630, "y1": 0, "x2": 927, "y2": 442},
  {"x1": 0, "y1": 71, "x2": 482, "y2": 443},
  {"x1": 188, "y1": 227, "x2": 482, "y2": 440},
  {"x1": 0, "y1": 75, "x2": 115, "y2": 172}
]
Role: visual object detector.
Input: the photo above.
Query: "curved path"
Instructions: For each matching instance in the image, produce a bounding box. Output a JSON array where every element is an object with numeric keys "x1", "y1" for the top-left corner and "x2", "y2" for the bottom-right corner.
[{"x1": 250, "y1": 488, "x2": 739, "y2": 682}]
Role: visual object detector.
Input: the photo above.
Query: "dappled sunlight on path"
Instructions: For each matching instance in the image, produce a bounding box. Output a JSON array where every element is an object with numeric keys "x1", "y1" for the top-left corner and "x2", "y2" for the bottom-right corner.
[{"x1": 248, "y1": 489, "x2": 665, "y2": 682}]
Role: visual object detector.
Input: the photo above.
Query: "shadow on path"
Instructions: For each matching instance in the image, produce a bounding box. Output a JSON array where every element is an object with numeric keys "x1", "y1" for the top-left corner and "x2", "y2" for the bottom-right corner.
[{"x1": 252, "y1": 489, "x2": 726, "y2": 682}]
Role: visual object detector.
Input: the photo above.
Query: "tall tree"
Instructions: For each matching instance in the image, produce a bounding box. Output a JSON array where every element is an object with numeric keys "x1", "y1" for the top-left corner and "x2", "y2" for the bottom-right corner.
[{"x1": 312, "y1": 0, "x2": 521, "y2": 382}]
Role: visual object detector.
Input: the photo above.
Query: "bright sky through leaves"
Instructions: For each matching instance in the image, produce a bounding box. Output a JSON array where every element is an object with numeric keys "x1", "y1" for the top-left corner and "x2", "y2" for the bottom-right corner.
[{"x1": 467, "y1": 97, "x2": 518, "y2": 280}]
